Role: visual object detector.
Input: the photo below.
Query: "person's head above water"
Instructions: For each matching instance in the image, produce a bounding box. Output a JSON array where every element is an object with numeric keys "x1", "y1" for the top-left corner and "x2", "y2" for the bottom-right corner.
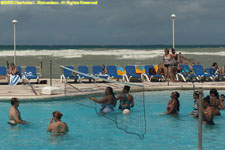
[
  {"x1": 105, "y1": 87, "x2": 115, "y2": 98},
  {"x1": 193, "y1": 91, "x2": 199, "y2": 99},
  {"x1": 52, "y1": 111, "x2": 63, "y2": 121},
  {"x1": 11, "y1": 97, "x2": 19, "y2": 107},
  {"x1": 123, "y1": 85, "x2": 130, "y2": 93},
  {"x1": 203, "y1": 95, "x2": 210, "y2": 109},
  {"x1": 171, "y1": 91, "x2": 180, "y2": 99},
  {"x1": 210, "y1": 88, "x2": 219, "y2": 99}
]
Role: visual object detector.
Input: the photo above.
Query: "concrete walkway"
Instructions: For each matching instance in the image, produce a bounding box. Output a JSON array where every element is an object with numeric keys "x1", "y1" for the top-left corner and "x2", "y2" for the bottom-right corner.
[{"x1": 0, "y1": 79, "x2": 225, "y2": 102}]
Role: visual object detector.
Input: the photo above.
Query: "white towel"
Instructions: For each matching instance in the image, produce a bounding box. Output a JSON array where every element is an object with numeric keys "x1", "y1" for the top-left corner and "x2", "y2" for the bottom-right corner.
[{"x1": 9, "y1": 74, "x2": 20, "y2": 85}]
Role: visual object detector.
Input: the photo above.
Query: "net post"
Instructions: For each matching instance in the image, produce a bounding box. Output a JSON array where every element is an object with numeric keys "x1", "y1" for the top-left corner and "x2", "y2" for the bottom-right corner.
[
  {"x1": 167, "y1": 66, "x2": 170, "y2": 86},
  {"x1": 198, "y1": 88, "x2": 203, "y2": 150},
  {"x1": 50, "y1": 60, "x2": 52, "y2": 87}
]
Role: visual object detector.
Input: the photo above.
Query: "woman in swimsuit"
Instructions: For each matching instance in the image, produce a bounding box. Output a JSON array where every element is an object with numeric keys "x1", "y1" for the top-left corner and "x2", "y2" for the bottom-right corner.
[
  {"x1": 170, "y1": 49, "x2": 179, "y2": 81},
  {"x1": 88, "y1": 87, "x2": 116, "y2": 113},
  {"x1": 202, "y1": 96, "x2": 214, "y2": 125},
  {"x1": 209, "y1": 88, "x2": 221, "y2": 116},
  {"x1": 190, "y1": 91, "x2": 199, "y2": 118},
  {"x1": 162, "y1": 48, "x2": 171, "y2": 81},
  {"x1": 165, "y1": 91, "x2": 180, "y2": 115}
]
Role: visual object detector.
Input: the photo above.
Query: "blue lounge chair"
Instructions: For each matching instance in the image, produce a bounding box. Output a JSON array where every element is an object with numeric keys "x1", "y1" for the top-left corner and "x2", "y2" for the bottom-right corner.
[
  {"x1": 176, "y1": 65, "x2": 196, "y2": 82},
  {"x1": 25, "y1": 66, "x2": 40, "y2": 82},
  {"x1": 141, "y1": 65, "x2": 164, "y2": 82},
  {"x1": 192, "y1": 65, "x2": 213, "y2": 81},
  {"x1": 60, "y1": 66, "x2": 80, "y2": 83},
  {"x1": 106, "y1": 65, "x2": 126, "y2": 81},
  {"x1": 92, "y1": 65, "x2": 109, "y2": 81},
  {"x1": 206, "y1": 67, "x2": 225, "y2": 80},
  {"x1": 125, "y1": 65, "x2": 141, "y2": 82},
  {"x1": 0, "y1": 66, "x2": 7, "y2": 80},
  {"x1": 78, "y1": 66, "x2": 93, "y2": 82}
]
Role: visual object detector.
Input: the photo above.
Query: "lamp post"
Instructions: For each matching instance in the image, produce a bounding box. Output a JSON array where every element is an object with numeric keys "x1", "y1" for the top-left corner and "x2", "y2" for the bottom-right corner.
[
  {"x1": 12, "y1": 19, "x2": 18, "y2": 65},
  {"x1": 171, "y1": 14, "x2": 176, "y2": 49}
]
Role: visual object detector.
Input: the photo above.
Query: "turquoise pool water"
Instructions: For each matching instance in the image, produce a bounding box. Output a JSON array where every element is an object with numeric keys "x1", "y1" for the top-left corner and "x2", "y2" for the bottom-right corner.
[{"x1": 0, "y1": 90, "x2": 225, "y2": 150}]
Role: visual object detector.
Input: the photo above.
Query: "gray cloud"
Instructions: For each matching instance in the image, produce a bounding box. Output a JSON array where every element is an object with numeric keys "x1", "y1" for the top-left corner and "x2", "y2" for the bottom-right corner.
[{"x1": 0, "y1": 0, "x2": 225, "y2": 45}]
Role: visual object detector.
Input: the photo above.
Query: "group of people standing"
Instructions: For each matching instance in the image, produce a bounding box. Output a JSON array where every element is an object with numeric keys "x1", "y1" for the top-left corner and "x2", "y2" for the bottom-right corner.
[
  {"x1": 163, "y1": 48, "x2": 180, "y2": 81},
  {"x1": 165, "y1": 88, "x2": 225, "y2": 125}
]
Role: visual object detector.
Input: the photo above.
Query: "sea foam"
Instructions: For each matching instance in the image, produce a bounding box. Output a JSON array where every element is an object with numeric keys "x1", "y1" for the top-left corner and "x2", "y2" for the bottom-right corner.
[{"x1": 0, "y1": 49, "x2": 224, "y2": 59}]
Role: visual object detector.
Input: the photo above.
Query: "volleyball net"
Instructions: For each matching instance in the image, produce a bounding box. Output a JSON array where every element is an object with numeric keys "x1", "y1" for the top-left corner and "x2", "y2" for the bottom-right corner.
[{"x1": 58, "y1": 64, "x2": 146, "y2": 139}]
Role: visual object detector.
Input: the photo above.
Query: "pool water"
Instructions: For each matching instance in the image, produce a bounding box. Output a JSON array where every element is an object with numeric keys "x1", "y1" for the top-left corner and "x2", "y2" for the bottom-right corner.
[{"x1": 0, "y1": 90, "x2": 225, "y2": 150}]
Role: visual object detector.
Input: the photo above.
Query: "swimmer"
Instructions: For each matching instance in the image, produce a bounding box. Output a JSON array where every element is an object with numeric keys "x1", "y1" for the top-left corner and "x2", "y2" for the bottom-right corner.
[
  {"x1": 190, "y1": 91, "x2": 199, "y2": 118},
  {"x1": 165, "y1": 91, "x2": 180, "y2": 115},
  {"x1": 47, "y1": 111, "x2": 69, "y2": 133},
  {"x1": 116, "y1": 85, "x2": 134, "y2": 110},
  {"x1": 88, "y1": 87, "x2": 116, "y2": 113},
  {"x1": 218, "y1": 94, "x2": 225, "y2": 110},
  {"x1": 209, "y1": 88, "x2": 221, "y2": 115},
  {"x1": 8, "y1": 98, "x2": 29, "y2": 124},
  {"x1": 202, "y1": 96, "x2": 214, "y2": 125}
]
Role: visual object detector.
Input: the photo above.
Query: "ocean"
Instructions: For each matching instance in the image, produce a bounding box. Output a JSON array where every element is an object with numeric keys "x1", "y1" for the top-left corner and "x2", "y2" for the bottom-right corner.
[{"x1": 0, "y1": 45, "x2": 224, "y2": 78}]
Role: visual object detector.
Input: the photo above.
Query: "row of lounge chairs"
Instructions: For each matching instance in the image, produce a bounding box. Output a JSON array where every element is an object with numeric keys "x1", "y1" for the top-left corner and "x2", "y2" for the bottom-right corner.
[
  {"x1": 61, "y1": 64, "x2": 225, "y2": 83},
  {"x1": 0, "y1": 66, "x2": 39, "y2": 83},
  {"x1": 177, "y1": 65, "x2": 225, "y2": 82},
  {"x1": 60, "y1": 65, "x2": 164, "y2": 83}
]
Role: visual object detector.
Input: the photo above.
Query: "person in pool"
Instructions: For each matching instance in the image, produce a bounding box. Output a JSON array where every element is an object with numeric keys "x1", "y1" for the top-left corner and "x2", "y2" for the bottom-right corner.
[
  {"x1": 47, "y1": 111, "x2": 69, "y2": 133},
  {"x1": 9, "y1": 98, "x2": 29, "y2": 124},
  {"x1": 218, "y1": 94, "x2": 225, "y2": 110},
  {"x1": 165, "y1": 91, "x2": 180, "y2": 115},
  {"x1": 116, "y1": 85, "x2": 134, "y2": 110},
  {"x1": 190, "y1": 91, "x2": 199, "y2": 118},
  {"x1": 202, "y1": 96, "x2": 214, "y2": 125},
  {"x1": 88, "y1": 87, "x2": 116, "y2": 113},
  {"x1": 209, "y1": 88, "x2": 221, "y2": 116}
]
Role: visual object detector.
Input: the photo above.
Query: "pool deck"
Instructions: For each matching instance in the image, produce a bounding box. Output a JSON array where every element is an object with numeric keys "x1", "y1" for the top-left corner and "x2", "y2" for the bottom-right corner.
[{"x1": 0, "y1": 78, "x2": 225, "y2": 102}]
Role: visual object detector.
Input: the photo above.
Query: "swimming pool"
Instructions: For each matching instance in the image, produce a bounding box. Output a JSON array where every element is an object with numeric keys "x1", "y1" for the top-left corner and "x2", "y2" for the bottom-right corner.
[{"x1": 0, "y1": 90, "x2": 225, "y2": 150}]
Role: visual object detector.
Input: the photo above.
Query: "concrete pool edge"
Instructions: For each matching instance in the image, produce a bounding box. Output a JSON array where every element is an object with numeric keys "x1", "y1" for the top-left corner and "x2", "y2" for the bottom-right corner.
[{"x1": 0, "y1": 79, "x2": 224, "y2": 102}]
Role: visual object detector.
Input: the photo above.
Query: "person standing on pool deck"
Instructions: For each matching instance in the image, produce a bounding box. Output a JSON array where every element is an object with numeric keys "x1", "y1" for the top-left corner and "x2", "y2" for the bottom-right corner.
[
  {"x1": 162, "y1": 48, "x2": 172, "y2": 81},
  {"x1": 47, "y1": 111, "x2": 69, "y2": 133},
  {"x1": 9, "y1": 98, "x2": 29, "y2": 124},
  {"x1": 116, "y1": 85, "x2": 134, "y2": 110},
  {"x1": 88, "y1": 87, "x2": 116, "y2": 113},
  {"x1": 165, "y1": 91, "x2": 180, "y2": 115}
]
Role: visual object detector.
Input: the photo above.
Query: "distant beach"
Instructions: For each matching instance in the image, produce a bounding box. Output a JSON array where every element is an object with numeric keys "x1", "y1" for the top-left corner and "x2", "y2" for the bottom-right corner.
[{"x1": 0, "y1": 45, "x2": 224, "y2": 78}]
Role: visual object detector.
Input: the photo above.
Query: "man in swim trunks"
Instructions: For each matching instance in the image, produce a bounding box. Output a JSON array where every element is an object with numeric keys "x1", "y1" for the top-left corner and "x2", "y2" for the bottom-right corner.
[
  {"x1": 116, "y1": 85, "x2": 134, "y2": 110},
  {"x1": 9, "y1": 98, "x2": 29, "y2": 124},
  {"x1": 47, "y1": 111, "x2": 69, "y2": 133}
]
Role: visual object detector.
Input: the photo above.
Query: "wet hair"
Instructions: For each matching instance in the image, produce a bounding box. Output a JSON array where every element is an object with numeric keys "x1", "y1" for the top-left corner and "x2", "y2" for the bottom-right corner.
[
  {"x1": 53, "y1": 111, "x2": 63, "y2": 120},
  {"x1": 102, "y1": 65, "x2": 105, "y2": 68},
  {"x1": 106, "y1": 87, "x2": 116, "y2": 99},
  {"x1": 174, "y1": 91, "x2": 180, "y2": 112},
  {"x1": 210, "y1": 88, "x2": 219, "y2": 99},
  {"x1": 194, "y1": 91, "x2": 199, "y2": 98},
  {"x1": 203, "y1": 95, "x2": 210, "y2": 105},
  {"x1": 10, "y1": 63, "x2": 15, "y2": 67},
  {"x1": 11, "y1": 97, "x2": 18, "y2": 105},
  {"x1": 221, "y1": 94, "x2": 225, "y2": 98},
  {"x1": 123, "y1": 85, "x2": 130, "y2": 93}
]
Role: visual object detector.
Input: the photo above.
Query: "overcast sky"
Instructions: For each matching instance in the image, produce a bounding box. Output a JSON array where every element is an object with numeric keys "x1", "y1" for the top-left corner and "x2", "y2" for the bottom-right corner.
[{"x1": 0, "y1": 0, "x2": 225, "y2": 45}]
